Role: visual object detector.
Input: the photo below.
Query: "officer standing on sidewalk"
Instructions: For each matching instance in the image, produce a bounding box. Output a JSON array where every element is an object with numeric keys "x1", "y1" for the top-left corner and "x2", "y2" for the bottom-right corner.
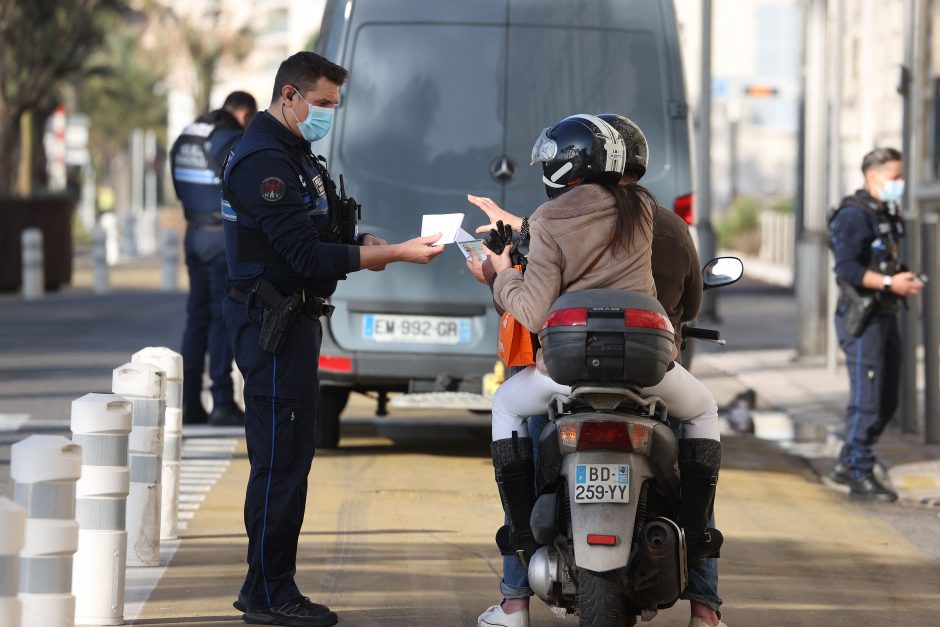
[
  {"x1": 221, "y1": 51, "x2": 443, "y2": 627},
  {"x1": 828, "y1": 147, "x2": 924, "y2": 502},
  {"x1": 171, "y1": 91, "x2": 257, "y2": 426}
]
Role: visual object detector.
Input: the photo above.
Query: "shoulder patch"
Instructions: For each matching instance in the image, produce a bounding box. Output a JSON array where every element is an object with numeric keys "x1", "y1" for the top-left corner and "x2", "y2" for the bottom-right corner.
[{"x1": 261, "y1": 176, "x2": 286, "y2": 202}]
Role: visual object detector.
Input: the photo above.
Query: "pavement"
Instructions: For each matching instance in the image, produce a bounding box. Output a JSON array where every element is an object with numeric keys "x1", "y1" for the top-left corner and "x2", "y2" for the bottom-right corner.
[{"x1": 4, "y1": 258, "x2": 940, "y2": 625}]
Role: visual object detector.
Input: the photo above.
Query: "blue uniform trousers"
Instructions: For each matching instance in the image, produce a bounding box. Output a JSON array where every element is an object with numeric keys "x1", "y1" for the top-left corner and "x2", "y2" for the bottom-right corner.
[
  {"x1": 181, "y1": 224, "x2": 234, "y2": 408},
  {"x1": 835, "y1": 310, "x2": 901, "y2": 476},
  {"x1": 222, "y1": 295, "x2": 322, "y2": 609}
]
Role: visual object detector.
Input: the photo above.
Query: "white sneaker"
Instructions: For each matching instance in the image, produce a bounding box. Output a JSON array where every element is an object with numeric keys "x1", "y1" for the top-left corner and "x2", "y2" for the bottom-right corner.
[
  {"x1": 478, "y1": 603, "x2": 530, "y2": 627},
  {"x1": 689, "y1": 617, "x2": 728, "y2": 627}
]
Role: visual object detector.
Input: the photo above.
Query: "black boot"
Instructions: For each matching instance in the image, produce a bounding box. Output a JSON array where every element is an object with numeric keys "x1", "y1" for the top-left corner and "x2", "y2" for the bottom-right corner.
[
  {"x1": 491, "y1": 433, "x2": 540, "y2": 561},
  {"x1": 678, "y1": 438, "x2": 723, "y2": 569}
]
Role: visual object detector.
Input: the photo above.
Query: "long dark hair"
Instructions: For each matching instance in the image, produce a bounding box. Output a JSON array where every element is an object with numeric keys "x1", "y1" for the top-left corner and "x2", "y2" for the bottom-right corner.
[{"x1": 599, "y1": 181, "x2": 656, "y2": 253}]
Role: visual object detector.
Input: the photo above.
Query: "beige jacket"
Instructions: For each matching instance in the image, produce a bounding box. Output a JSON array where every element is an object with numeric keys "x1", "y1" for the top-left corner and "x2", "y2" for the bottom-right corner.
[{"x1": 493, "y1": 184, "x2": 656, "y2": 333}]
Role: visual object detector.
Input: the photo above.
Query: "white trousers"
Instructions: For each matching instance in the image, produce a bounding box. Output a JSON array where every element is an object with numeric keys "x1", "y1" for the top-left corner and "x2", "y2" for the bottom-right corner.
[{"x1": 491, "y1": 363, "x2": 720, "y2": 442}]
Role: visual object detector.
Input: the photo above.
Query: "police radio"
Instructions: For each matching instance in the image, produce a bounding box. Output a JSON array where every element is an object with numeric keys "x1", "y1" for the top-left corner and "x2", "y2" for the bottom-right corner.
[{"x1": 311, "y1": 155, "x2": 360, "y2": 245}]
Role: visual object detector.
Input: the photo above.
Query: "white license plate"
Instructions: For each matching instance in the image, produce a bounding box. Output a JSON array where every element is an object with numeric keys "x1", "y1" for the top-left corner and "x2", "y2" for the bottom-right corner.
[
  {"x1": 362, "y1": 314, "x2": 472, "y2": 344},
  {"x1": 574, "y1": 464, "x2": 630, "y2": 503}
]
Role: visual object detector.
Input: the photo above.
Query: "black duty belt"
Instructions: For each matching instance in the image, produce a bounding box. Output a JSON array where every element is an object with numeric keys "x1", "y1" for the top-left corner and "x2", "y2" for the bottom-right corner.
[
  {"x1": 185, "y1": 211, "x2": 224, "y2": 226},
  {"x1": 228, "y1": 283, "x2": 334, "y2": 319}
]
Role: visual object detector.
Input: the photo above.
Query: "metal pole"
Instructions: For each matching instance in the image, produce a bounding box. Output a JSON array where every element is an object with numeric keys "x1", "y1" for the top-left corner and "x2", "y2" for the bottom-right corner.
[
  {"x1": 923, "y1": 215, "x2": 940, "y2": 443},
  {"x1": 21, "y1": 228, "x2": 44, "y2": 301},
  {"x1": 825, "y1": 0, "x2": 844, "y2": 373},
  {"x1": 92, "y1": 225, "x2": 109, "y2": 295},
  {"x1": 899, "y1": 0, "x2": 921, "y2": 433},
  {"x1": 161, "y1": 229, "x2": 180, "y2": 293},
  {"x1": 697, "y1": 0, "x2": 718, "y2": 321}
]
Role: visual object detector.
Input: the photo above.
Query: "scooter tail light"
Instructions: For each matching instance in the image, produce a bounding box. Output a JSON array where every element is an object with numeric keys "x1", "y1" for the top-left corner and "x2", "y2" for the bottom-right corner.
[
  {"x1": 576, "y1": 421, "x2": 632, "y2": 452},
  {"x1": 559, "y1": 422, "x2": 578, "y2": 448},
  {"x1": 587, "y1": 533, "x2": 618, "y2": 546},
  {"x1": 542, "y1": 307, "x2": 588, "y2": 330},
  {"x1": 624, "y1": 308, "x2": 674, "y2": 334}
]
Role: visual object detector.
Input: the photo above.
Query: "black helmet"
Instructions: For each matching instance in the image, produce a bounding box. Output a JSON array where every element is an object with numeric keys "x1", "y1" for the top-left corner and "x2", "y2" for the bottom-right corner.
[
  {"x1": 530, "y1": 114, "x2": 627, "y2": 199},
  {"x1": 597, "y1": 113, "x2": 649, "y2": 181}
]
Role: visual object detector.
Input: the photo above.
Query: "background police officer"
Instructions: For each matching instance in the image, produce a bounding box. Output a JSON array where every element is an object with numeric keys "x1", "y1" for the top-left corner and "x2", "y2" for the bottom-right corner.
[
  {"x1": 829, "y1": 147, "x2": 924, "y2": 502},
  {"x1": 221, "y1": 52, "x2": 443, "y2": 626},
  {"x1": 171, "y1": 91, "x2": 257, "y2": 426}
]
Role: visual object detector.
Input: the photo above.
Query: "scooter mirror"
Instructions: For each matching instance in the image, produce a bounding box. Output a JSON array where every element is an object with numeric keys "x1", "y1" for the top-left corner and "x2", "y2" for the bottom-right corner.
[{"x1": 702, "y1": 256, "x2": 744, "y2": 290}]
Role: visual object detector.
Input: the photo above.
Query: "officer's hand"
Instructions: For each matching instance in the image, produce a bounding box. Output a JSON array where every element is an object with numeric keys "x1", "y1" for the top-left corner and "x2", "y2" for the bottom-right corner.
[
  {"x1": 483, "y1": 241, "x2": 513, "y2": 273},
  {"x1": 360, "y1": 234, "x2": 389, "y2": 271},
  {"x1": 468, "y1": 195, "x2": 523, "y2": 234},
  {"x1": 891, "y1": 271, "x2": 925, "y2": 297},
  {"x1": 397, "y1": 234, "x2": 447, "y2": 264}
]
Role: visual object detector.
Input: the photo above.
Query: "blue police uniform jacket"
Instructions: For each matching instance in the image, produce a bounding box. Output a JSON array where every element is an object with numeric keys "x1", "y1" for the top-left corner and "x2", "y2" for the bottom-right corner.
[
  {"x1": 221, "y1": 111, "x2": 360, "y2": 296},
  {"x1": 830, "y1": 189, "x2": 903, "y2": 290},
  {"x1": 170, "y1": 119, "x2": 242, "y2": 221}
]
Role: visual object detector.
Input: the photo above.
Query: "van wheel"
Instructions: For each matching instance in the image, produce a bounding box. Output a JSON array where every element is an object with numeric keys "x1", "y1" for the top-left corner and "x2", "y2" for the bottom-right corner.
[
  {"x1": 577, "y1": 568, "x2": 632, "y2": 627},
  {"x1": 316, "y1": 386, "x2": 350, "y2": 449}
]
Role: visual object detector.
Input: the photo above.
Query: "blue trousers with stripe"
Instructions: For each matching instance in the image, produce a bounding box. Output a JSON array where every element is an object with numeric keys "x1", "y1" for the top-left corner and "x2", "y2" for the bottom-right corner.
[
  {"x1": 834, "y1": 309, "x2": 901, "y2": 477},
  {"x1": 223, "y1": 296, "x2": 321, "y2": 609}
]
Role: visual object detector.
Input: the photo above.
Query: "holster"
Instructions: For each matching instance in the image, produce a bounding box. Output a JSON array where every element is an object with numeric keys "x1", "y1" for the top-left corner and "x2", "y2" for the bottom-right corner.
[
  {"x1": 838, "y1": 279, "x2": 878, "y2": 336},
  {"x1": 253, "y1": 281, "x2": 302, "y2": 355}
]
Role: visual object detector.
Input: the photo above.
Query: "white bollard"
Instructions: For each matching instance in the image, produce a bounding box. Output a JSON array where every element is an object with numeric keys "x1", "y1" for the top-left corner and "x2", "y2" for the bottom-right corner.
[
  {"x1": 100, "y1": 213, "x2": 119, "y2": 266},
  {"x1": 121, "y1": 213, "x2": 138, "y2": 259},
  {"x1": 70, "y1": 394, "x2": 132, "y2": 625},
  {"x1": 112, "y1": 363, "x2": 166, "y2": 567},
  {"x1": 131, "y1": 347, "x2": 183, "y2": 540},
  {"x1": 161, "y1": 229, "x2": 179, "y2": 293},
  {"x1": 92, "y1": 226, "x2": 109, "y2": 295},
  {"x1": 12, "y1": 435, "x2": 82, "y2": 627},
  {"x1": 21, "y1": 228, "x2": 44, "y2": 301},
  {"x1": 0, "y1": 497, "x2": 26, "y2": 627}
]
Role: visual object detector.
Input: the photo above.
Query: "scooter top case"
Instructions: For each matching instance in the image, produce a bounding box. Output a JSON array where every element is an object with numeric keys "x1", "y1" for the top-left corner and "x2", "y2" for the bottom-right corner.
[{"x1": 539, "y1": 289, "x2": 675, "y2": 388}]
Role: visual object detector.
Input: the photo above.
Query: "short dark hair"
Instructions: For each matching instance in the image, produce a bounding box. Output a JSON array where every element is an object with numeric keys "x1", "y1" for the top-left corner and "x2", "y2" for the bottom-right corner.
[
  {"x1": 270, "y1": 52, "x2": 348, "y2": 103},
  {"x1": 861, "y1": 147, "x2": 902, "y2": 174},
  {"x1": 222, "y1": 91, "x2": 258, "y2": 115}
]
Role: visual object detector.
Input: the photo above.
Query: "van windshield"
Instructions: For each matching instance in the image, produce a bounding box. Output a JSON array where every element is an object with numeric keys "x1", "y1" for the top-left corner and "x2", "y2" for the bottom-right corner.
[
  {"x1": 504, "y1": 27, "x2": 671, "y2": 212},
  {"x1": 339, "y1": 24, "x2": 506, "y2": 194}
]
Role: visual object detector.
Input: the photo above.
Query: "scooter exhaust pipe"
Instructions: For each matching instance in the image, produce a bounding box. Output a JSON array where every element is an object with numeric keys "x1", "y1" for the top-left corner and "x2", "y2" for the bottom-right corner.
[{"x1": 626, "y1": 518, "x2": 686, "y2": 607}]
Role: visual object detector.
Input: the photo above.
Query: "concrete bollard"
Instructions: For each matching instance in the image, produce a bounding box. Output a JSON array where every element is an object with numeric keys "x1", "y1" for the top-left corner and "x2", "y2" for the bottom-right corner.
[
  {"x1": 0, "y1": 497, "x2": 26, "y2": 627},
  {"x1": 112, "y1": 363, "x2": 166, "y2": 567},
  {"x1": 21, "y1": 228, "x2": 44, "y2": 301},
  {"x1": 161, "y1": 229, "x2": 179, "y2": 293},
  {"x1": 92, "y1": 226, "x2": 109, "y2": 295},
  {"x1": 70, "y1": 394, "x2": 132, "y2": 625},
  {"x1": 131, "y1": 347, "x2": 184, "y2": 540},
  {"x1": 12, "y1": 435, "x2": 82, "y2": 627}
]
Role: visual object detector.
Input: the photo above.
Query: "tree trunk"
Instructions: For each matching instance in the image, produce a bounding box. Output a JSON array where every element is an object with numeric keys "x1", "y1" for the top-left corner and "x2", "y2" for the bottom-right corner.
[{"x1": 0, "y1": 112, "x2": 21, "y2": 196}]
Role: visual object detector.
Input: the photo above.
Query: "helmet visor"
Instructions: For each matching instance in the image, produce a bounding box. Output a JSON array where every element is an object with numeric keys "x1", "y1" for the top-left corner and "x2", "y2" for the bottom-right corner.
[{"x1": 530, "y1": 128, "x2": 557, "y2": 165}]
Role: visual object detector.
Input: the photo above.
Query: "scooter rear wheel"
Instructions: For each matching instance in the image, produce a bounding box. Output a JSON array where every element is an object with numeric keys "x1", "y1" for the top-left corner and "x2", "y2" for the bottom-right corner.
[{"x1": 577, "y1": 568, "x2": 635, "y2": 627}]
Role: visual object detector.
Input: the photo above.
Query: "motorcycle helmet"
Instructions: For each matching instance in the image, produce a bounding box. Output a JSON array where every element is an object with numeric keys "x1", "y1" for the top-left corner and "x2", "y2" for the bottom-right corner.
[
  {"x1": 530, "y1": 114, "x2": 627, "y2": 199},
  {"x1": 597, "y1": 113, "x2": 649, "y2": 181}
]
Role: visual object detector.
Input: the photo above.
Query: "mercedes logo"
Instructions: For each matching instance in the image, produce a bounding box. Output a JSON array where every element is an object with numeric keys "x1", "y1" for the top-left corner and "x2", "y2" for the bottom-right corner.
[{"x1": 490, "y1": 156, "x2": 515, "y2": 181}]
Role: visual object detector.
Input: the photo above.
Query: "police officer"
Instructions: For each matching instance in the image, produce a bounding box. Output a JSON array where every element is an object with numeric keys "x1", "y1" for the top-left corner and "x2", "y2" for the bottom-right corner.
[
  {"x1": 221, "y1": 52, "x2": 443, "y2": 626},
  {"x1": 171, "y1": 91, "x2": 257, "y2": 426},
  {"x1": 829, "y1": 147, "x2": 923, "y2": 502}
]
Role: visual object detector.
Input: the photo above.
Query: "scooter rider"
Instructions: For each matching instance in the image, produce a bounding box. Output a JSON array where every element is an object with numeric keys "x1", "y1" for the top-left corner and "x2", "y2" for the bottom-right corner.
[
  {"x1": 221, "y1": 51, "x2": 444, "y2": 627},
  {"x1": 470, "y1": 114, "x2": 724, "y2": 627}
]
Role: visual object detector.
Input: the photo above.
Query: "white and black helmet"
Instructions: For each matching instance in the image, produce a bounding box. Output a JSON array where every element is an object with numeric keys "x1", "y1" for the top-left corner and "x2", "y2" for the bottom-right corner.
[
  {"x1": 530, "y1": 114, "x2": 627, "y2": 199},
  {"x1": 596, "y1": 113, "x2": 649, "y2": 180}
]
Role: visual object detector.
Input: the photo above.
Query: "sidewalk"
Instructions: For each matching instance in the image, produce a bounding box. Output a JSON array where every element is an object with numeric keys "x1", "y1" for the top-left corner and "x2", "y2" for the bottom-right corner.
[{"x1": 698, "y1": 348, "x2": 940, "y2": 507}]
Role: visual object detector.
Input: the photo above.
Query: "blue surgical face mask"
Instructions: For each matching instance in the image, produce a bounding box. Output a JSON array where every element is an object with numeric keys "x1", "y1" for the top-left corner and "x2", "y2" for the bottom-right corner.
[
  {"x1": 289, "y1": 89, "x2": 334, "y2": 142},
  {"x1": 881, "y1": 178, "x2": 905, "y2": 203}
]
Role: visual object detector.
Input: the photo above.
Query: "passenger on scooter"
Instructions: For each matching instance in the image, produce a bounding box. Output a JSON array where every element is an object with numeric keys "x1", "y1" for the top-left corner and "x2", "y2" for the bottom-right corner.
[{"x1": 469, "y1": 114, "x2": 725, "y2": 627}]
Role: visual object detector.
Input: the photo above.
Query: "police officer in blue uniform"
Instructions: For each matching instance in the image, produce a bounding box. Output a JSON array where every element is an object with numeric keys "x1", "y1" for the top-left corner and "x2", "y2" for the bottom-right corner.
[
  {"x1": 221, "y1": 52, "x2": 444, "y2": 626},
  {"x1": 171, "y1": 91, "x2": 257, "y2": 426},
  {"x1": 828, "y1": 147, "x2": 923, "y2": 502}
]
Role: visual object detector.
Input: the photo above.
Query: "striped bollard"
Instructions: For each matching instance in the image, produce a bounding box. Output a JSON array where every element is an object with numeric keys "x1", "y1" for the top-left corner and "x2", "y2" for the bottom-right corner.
[
  {"x1": 112, "y1": 363, "x2": 166, "y2": 567},
  {"x1": 70, "y1": 394, "x2": 132, "y2": 625},
  {"x1": 12, "y1": 435, "x2": 82, "y2": 627},
  {"x1": 131, "y1": 347, "x2": 183, "y2": 540},
  {"x1": 0, "y1": 497, "x2": 26, "y2": 627}
]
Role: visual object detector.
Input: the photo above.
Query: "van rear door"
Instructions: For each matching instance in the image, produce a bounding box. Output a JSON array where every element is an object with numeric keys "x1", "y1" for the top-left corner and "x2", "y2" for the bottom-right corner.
[
  {"x1": 327, "y1": 3, "x2": 507, "y2": 355},
  {"x1": 503, "y1": 0, "x2": 680, "y2": 216}
]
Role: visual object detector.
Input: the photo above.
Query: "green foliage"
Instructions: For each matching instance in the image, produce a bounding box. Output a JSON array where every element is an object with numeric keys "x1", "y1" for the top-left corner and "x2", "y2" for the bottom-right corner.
[
  {"x1": 715, "y1": 195, "x2": 762, "y2": 249},
  {"x1": 769, "y1": 195, "x2": 795, "y2": 214}
]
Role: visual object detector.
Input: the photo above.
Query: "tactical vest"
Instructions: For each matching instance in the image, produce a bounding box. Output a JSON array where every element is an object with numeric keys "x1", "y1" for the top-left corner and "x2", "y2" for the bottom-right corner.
[{"x1": 171, "y1": 122, "x2": 240, "y2": 224}]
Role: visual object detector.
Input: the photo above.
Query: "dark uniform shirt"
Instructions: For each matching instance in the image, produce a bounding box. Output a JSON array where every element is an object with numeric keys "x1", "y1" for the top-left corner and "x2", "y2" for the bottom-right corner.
[
  {"x1": 170, "y1": 112, "x2": 242, "y2": 220},
  {"x1": 221, "y1": 111, "x2": 360, "y2": 296}
]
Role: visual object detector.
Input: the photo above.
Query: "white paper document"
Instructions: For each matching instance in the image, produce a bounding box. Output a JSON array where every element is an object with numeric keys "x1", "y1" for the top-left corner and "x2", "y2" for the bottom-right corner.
[{"x1": 421, "y1": 213, "x2": 465, "y2": 246}]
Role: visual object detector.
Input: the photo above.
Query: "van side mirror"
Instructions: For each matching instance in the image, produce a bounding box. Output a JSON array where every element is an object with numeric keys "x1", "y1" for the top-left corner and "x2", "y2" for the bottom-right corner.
[{"x1": 702, "y1": 257, "x2": 744, "y2": 290}]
